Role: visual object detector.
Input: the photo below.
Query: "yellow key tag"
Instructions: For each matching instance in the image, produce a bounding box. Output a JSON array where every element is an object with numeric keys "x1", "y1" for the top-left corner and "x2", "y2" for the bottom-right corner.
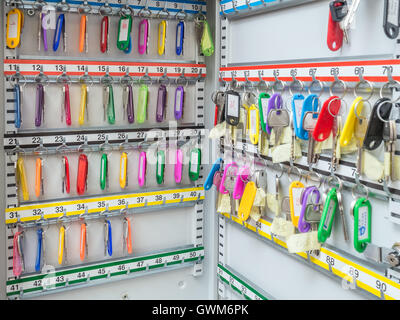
[
  {"x1": 158, "y1": 20, "x2": 166, "y2": 56},
  {"x1": 79, "y1": 84, "x2": 88, "y2": 125},
  {"x1": 238, "y1": 181, "x2": 257, "y2": 221},
  {"x1": 120, "y1": 152, "x2": 128, "y2": 189},
  {"x1": 58, "y1": 225, "x2": 66, "y2": 265},
  {"x1": 289, "y1": 181, "x2": 304, "y2": 227},
  {"x1": 248, "y1": 104, "x2": 259, "y2": 145},
  {"x1": 6, "y1": 8, "x2": 24, "y2": 49},
  {"x1": 16, "y1": 157, "x2": 29, "y2": 201},
  {"x1": 340, "y1": 97, "x2": 364, "y2": 147}
]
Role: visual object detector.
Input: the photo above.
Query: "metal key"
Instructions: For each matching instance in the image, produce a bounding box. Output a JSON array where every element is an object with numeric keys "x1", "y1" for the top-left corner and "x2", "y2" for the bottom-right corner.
[
  {"x1": 38, "y1": 12, "x2": 42, "y2": 51},
  {"x1": 281, "y1": 196, "x2": 292, "y2": 221},
  {"x1": 223, "y1": 169, "x2": 237, "y2": 216},
  {"x1": 336, "y1": 188, "x2": 349, "y2": 241},
  {"x1": 303, "y1": 111, "x2": 319, "y2": 164},
  {"x1": 383, "y1": 120, "x2": 397, "y2": 182},
  {"x1": 391, "y1": 120, "x2": 397, "y2": 181},
  {"x1": 103, "y1": 86, "x2": 109, "y2": 122},
  {"x1": 268, "y1": 109, "x2": 290, "y2": 146},
  {"x1": 354, "y1": 116, "x2": 368, "y2": 176},
  {"x1": 331, "y1": 115, "x2": 342, "y2": 171},
  {"x1": 340, "y1": 0, "x2": 360, "y2": 43}
]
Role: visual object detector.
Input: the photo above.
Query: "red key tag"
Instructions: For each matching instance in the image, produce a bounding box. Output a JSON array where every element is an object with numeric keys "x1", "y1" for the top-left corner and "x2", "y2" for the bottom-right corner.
[
  {"x1": 313, "y1": 96, "x2": 342, "y2": 142},
  {"x1": 327, "y1": 10, "x2": 343, "y2": 51}
]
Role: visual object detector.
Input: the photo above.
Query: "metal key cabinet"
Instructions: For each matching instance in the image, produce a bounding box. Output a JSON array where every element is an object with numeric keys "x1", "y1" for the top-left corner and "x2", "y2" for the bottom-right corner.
[{"x1": 2, "y1": 0, "x2": 400, "y2": 301}]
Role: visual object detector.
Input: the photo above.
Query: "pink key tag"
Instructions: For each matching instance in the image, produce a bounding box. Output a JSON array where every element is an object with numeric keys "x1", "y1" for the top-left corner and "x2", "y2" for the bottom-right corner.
[
  {"x1": 138, "y1": 152, "x2": 147, "y2": 187},
  {"x1": 219, "y1": 162, "x2": 238, "y2": 194},
  {"x1": 233, "y1": 166, "x2": 250, "y2": 200},
  {"x1": 13, "y1": 231, "x2": 23, "y2": 277},
  {"x1": 175, "y1": 149, "x2": 183, "y2": 183},
  {"x1": 213, "y1": 171, "x2": 223, "y2": 189},
  {"x1": 138, "y1": 19, "x2": 149, "y2": 55}
]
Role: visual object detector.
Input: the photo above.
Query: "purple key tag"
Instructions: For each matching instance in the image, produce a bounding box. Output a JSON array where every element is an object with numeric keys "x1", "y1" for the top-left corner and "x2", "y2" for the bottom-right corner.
[
  {"x1": 174, "y1": 86, "x2": 184, "y2": 120},
  {"x1": 298, "y1": 186, "x2": 320, "y2": 233}
]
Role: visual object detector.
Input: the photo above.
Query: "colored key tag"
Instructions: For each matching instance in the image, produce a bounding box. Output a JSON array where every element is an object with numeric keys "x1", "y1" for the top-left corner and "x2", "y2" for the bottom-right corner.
[
  {"x1": 156, "y1": 85, "x2": 167, "y2": 122},
  {"x1": 258, "y1": 93, "x2": 270, "y2": 133},
  {"x1": 219, "y1": 162, "x2": 238, "y2": 194},
  {"x1": 233, "y1": 166, "x2": 250, "y2": 200},
  {"x1": 238, "y1": 181, "x2": 257, "y2": 221},
  {"x1": 340, "y1": 97, "x2": 363, "y2": 147},
  {"x1": 104, "y1": 219, "x2": 112, "y2": 257},
  {"x1": 313, "y1": 96, "x2": 341, "y2": 142},
  {"x1": 299, "y1": 186, "x2": 320, "y2": 233},
  {"x1": 6, "y1": 8, "x2": 24, "y2": 49},
  {"x1": 174, "y1": 86, "x2": 185, "y2": 120},
  {"x1": 248, "y1": 104, "x2": 260, "y2": 145},
  {"x1": 16, "y1": 157, "x2": 29, "y2": 201},
  {"x1": 77, "y1": 154, "x2": 88, "y2": 195},
  {"x1": 79, "y1": 84, "x2": 89, "y2": 126},
  {"x1": 138, "y1": 19, "x2": 149, "y2": 55},
  {"x1": 53, "y1": 13, "x2": 66, "y2": 52},
  {"x1": 79, "y1": 15, "x2": 88, "y2": 53},
  {"x1": 175, "y1": 149, "x2": 183, "y2": 184},
  {"x1": 62, "y1": 84, "x2": 72, "y2": 126},
  {"x1": 137, "y1": 84, "x2": 148, "y2": 124},
  {"x1": 13, "y1": 231, "x2": 24, "y2": 277},
  {"x1": 176, "y1": 21, "x2": 185, "y2": 56},
  {"x1": 117, "y1": 15, "x2": 132, "y2": 53},
  {"x1": 158, "y1": 20, "x2": 167, "y2": 56},
  {"x1": 62, "y1": 156, "x2": 70, "y2": 194},
  {"x1": 156, "y1": 150, "x2": 166, "y2": 185},
  {"x1": 123, "y1": 84, "x2": 134, "y2": 124},
  {"x1": 353, "y1": 198, "x2": 372, "y2": 253},
  {"x1": 225, "y1": 90, "x2": 241, "y2": 126},
  {"x1": 35, "y1": 228, "x2": 43, "y2": 272},
  {"x1": 138, "y1": 151, "x2": 147, "y2": 187},
  {"x1": 200, "y1": 20, "x2": 214, "y2": 57},
  {"x1": 205, "y1": 158, "x2": 222, "y2": 191},
  {"x1": 189, "y1": 148, "x2": 201, "y2": 181},
  {"x1": 123, "y1": 217, "x2": 132, "y2": 254},
  {"x1": 100, "y1": 16, "x2": 109, "y2": 53},
  {"x1": 299, "y1": 94, "x2": 318, "y2": 140},
  {"x1": 120, "y1": 152, "x2": 128, "y2": 189},
  {"x1": 80, "y1": 221, "x2": 88, "y2": 261},
  {"x1": 58, "y1": 225, "x2": 66, "y2": 265},
  {"x1": 100, "y1": 153, "x2": 108, "y2": 190},
  {"x1": 289, "y1": 181, "x2": 305, "y2": 228},
  {"x1": 14, "y1": 84, "x2": 22, "y2": 129},
  {"x1": 318, "y1": 188, "x2": 338, "y2": 243},
  {"x1": 35, "y1": 84, "x2": 45, "y2": 127},
  {"x1": 291, "y1": 94, "x2": 305, "y2": 139},
  {"x1": 35, "y1": 157, "x2": 44, "y2": 198},
  {"x1": 41, "y1": 13, "x2": 49, "y2": 52},
  {"x1": 327, "y1": 3, "x2": 344, "y2": 51},
  {"x1": 103, "y1": 85, "x2": 115, "y2": 124}
]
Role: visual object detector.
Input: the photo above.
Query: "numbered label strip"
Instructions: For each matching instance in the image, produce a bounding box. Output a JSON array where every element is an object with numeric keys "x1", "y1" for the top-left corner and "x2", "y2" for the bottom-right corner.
[
  {"x1": 12, "y1": 0, "x2": 206, "y2": 15},
  {"x1": 217, "y1": 264, "x2": 268, "y2": 300},
  {"x1": 6, "y1": 246, "x2": 204, "y2": 298},
  {"x1": 4, "y1": 128, "x2": 205, "y2": 149},
  {"x1": 223, "y1": 141, "x2": 400, "y2": 198},
  {"x1": 220, "y1": 0, "x2": 276, "y2": 15},
  {"x1": 220, "y1": 59, "x2": 399, "y2": 83},
  {"x1": 6, "y1": 187, "x2": 204, "y2": 224},
  {"x1": 4, "y1": 59, "x2": 206, "y2": 79},
  {"x1": 219, "y1": 211, "x2": 400, "y2": 300}
]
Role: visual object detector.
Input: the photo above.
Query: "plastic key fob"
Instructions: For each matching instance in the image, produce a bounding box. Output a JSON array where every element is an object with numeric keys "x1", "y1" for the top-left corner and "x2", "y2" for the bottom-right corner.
[
  {"x1": 189, "y1": 148, "x2": 201, "y2": 181},
  {"x1": 156, "y1": 85, "x2": 167, "y2": 122},
  {"x1": 79, "y1": 84, "x2": 88, "y2": 126},
  {"x1": 100, "y1": 153, "x2": 108, "y2": 190},
  {"x1": 353, "y1": 198, "x2": 371, "y2": 253},
  {"x1": 62, "y1": 156, "x2": 70, "y2": 194},
  {"x1": 219, "y1": 162, "x2": 238, "y2": 194},
  {"x1": 6, "y1": 8, "x2": 23, "y2": 49},
  {"x1": 138, "y1": 19, "x2": 149, "y2": 55},
  {"x1": 107, "y1": 85, "x2": 116, "y2": 124},
  {"x1": 266, "y1": 93, "x2": 282, "y2": 134},
  {"x1": 298, "y1": 94, "x2": 318, "y2": 140},
  {"x1": 176, "y1": 21, "x2": 184, "y2": 55},
  {"x1": 63, "y1": 84, "x2": 72, "y2": 126},
  {"x1": 124, "y1": 217, "x2": 132, "y2": 254},
  {"x1": 225, "y1": 90, "x2": 241, "y2": 126},
  {"x1": 35, "y1": 228, "x2": 43, "y2": 272},
  {"x1": 137, "y1": 84, "x2": 148, "y2": 124},
  {"x1": 117, "y1": 15, "x2": 132, "y2": 52},
  {"x1": 175, "y1": 149, "x2": 183, "y2": 184},
  {"x1": 120, "y1": 152, "x2": 128, "y2": 189},
  {"x1": 156, "y1": 150, "x2": 166, "y2": 185},
  {"x1": 104, "y1": 220, "x2": 112, "y2": 257},
  {"x1": 79, "y1": 15, "x2": 87, "y2": 53},
  {"x1": 35, "y1": 157, "x2": 43, "y2": 198},
  {"x1": 238, "y1": 181, "x2": 257, "y2": 221},
  {"x1": 318, "y1": 188, "x2": 338, "y2": 243},
  {"x1": 248, "y1": 104, "x2": 260, "y2": 145},
  {"x1": 58, "y1": 225, "x2": 66, "y2": 265},
  {"x1": 201, "y1": 20, "x2": 214, "y2": 57},
  {"x1": 289, "y1": 181, "x2": 305, "y2": 228},
  {"x1": 233, "y1": 166, "x2": 250, "y2": 200},
  {"x1": 158, "y1": 20, "x2": 167, "y2": 56},
  {"x1": 327, "y1": 8, "x2": 343, "y2": 51},
  {"x1": 100, "y1": 16, "x2": 109, "y2": 53},
  {"x1": 292, "y1": 94, "x2": 305, "y2": 139},
  {"x1": 258, "y1": 93, "x2": 271, "y2": 133},
  {"x1": 17, "y1": 157, "x2": 29, "y2": 201},
  {"x1": 330, "y1": 1, "x2": 348, "y2": 22},
  {"x1": 126, "y1": 84, "x2": 134, "y2": 124},
  {"x1": 35, "y1": 84, "x2": 44, "y2": 127},
  {"x1": 205, "y1": 158, "x2": 222, "y2": 191},
  {"x1": 384, "y1": 0, "x2": 400, "y2": 39},
  {"x1": 363, "y1": 98, "x2": 393, "y2": 151},
  {"x1": 77, "y1": 154, "x2": 88, "y2": 195},
  {"x1": 13, "y1": 231, "x2": 24, "y2": 277},
  {"x1": 14, "y1": 84, "x2": 22, "y2": 129},
  {"x1": 53, "y1": 14, "x2": 65, "y2": 52},
  {"x1": 138, "y1": 151, "x2": 147, "y2": 187},
  {"x1": 80, "y1": 222, "x2": 87, "y2": 261},
  {"x1": 313, "y1": 96, "x2": 341, "y2": 142},
  {"x1": 174, "y1": 86, "x2": 184, "y2": 120},
  {"x1": 340, "y1": 97, "x2": 363, "y2": 147}
]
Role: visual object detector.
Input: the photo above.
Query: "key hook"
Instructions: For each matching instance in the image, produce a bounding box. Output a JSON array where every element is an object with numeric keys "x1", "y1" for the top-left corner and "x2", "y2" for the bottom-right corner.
[
  {"x1": 33, "y1": 0, "x2": 47, "y2": 11},
  {"x1": 219, "y1": 72, "x2": 227, "y2": 88},
  {"x1": 273, "y1": 163, "x2": 284, "y2": 179},
  {"x1": 56, "y1": 137, "x2": 69, "y2": 154},
  {"x1": 120, "y1": 67, "x2": 133, "y2": 85},
  {"x1": 380, "y1": 70, "x2": 400, "y2": 103},
  {"x1": 245, "y1": 0, "x2": 252, "y2": 10},
  {"x1": 329, "y1": 71, "x2": 347, "y2": 99},
  {"x1": 119, "y1": 1, "x2": 134, "y2": 17},
  {"x1": 99, "y1": 1, "x2": 113, "y2": 16},
  {"x1": 34, "y1": 138, "x2": 48, "y2": 155},
  {"x1": 57, "y1": 66, "x2": 71, "y2": 84},
  {"x1": 139, "y1": 68, "x2": 152, "y2": 85},
  {"x1": 272, "y1": 70, "x2": 285, "y2": 93},
  {"x1": 175, "y1": 2, "x2": 187, "y2": 20},
  {"x1": 100, "y1": 135, "x2": 113, "y2": 152},
  {"x1": 138, "y1": 0, "x2": 152, "y2": 18},
  {"x1": 78, "y1": 136, "x2": 92, "y2": 153},
  {"x1": 308, "y1": 69, "x2": 324, "y2": 97},
  {"x1": 10, "y1": 66, "x2": 27, "y2": 87},
  {"x1": 287, "y1": 165, "x2": 302, "y2": 182},
  {"x1": 56, "y1": 0, "x2": 70, "y2": 12},
  {"x1": 354, "y1": 69, "x2": 374, "y2": 101},
  {"x1": 78, "y1": 0, "x2": 92, "y2": 14},
  {"x1": 288, "y1": 73, "x2": 304, "y2": 96},
  {"x1": 79, "y1": 66, "x2": 94, "y2": 86},
  {"x1": 157, "y1": 0, "x2": 170, "y2": 19},
  {"x1": 119, "y1": 136, "x2": 132, "y2": 151},
  {"x1": 243, "y1": 72, "x2": 253, "y2": 92},
  {"x1": 230, "y1": 71, "x2": 239, "y2": 90},
  {"x1": 100, "y1": 66, "x2": 114, "y2": 85},
  {"x1": 351, "y1": 183, "x2": 369, "y2": 202},
  {"x1": 219, "y1": 0, "x2": 228, "y2": 16},
  {"x1": 231, "y1": 0, "x2": 239, "y2": 13},
  {"x1": 257, "y1": 71, "x2": 269, "y2": 92},
  {"x1": 35, "y1": 66, "x2": 49, "y2": 86},
  {"x1": 158, "y1": 68, "x2": 170, "y2": 86},
  {"x1": 176, "y1": 69, "x2": 188, "y2": 87}
]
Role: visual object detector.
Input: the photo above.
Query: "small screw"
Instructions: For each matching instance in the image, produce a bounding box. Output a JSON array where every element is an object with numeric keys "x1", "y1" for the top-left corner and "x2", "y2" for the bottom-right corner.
[{"x1": 121, "y1": 293, "x2": 129, "y2": 300}]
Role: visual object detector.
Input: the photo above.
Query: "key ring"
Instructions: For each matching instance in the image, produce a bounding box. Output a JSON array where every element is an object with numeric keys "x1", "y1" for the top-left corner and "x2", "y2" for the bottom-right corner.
[
  {"x1": 380, "y1": 80, "x2": 400, "y2": 103},
  {"x1": 157, "y1": 1, "x2": 170, "y2": 19},
  {"x1": 305, "y1": 171, "x2": 322, "y2": 188},
  {"x1": 288, "y1": 79, "x2": 304, "y2": 96},
  {"x1": 324, "y1": 175, "x2": 343, "y2": 193},
  {"x1": 308, "y1": 78, "x2": 324, "y2": 98},
  {"x1": 120, "y1": 68, "x2": 133, "y2": 86},
  {"x1": 354, "y1": 79, "x2": 374, "y2": 101},
  {"x1": 353, "y1": 98, "x2": 371, "y2": 121},
  {"x1": 351, "y1": 183, "x2": 369, "y2": 202},
  {"x1": 79, "y1": 71, "x2": 94, "y2": 87},
  {"x1": 375, "y1": 99, "x2": 395, "y2": 123},
  {"x1": 273, "y1": 163, "x2": 284, "y2": 179},
  {"x1": 78, "y1": 0, "x2": 92, "y2": 14},
  {"x1": 119, "y1": 2, "x2": 134, "y2": 17},
  {"x1": 33, "y1": 0, "x2": 47, "y2": 11},
  {"x1": 56, "y1": 69, "x2": 71, "y2": 85},
  {"x1": 327, "y1": 96, "x2": 348, "y2": 118},
  {"x1": 287, "y1": 166, "x2": 302, "y2": 182},
  {"x1": 138, "y1": 0, "x2": 152, "y2": 18},
  {"x1": 329, "y1": 79, "x2": 347, "y2": 99},
  {"x1": 271, "y1": 73, "x2": 285, "y2": 93},
  {"x1": 175, "y1": 4, "x2": 187, "y2": 20},
  {"x1": 99, "y1": 1, "x2": 113, "y2": 16},
  {"x1": 56, "y1": 0, "x2": 70, "y2": 12}
]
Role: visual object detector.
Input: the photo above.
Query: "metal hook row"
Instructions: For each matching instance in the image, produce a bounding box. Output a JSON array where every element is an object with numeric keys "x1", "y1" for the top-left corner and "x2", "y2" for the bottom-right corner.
[{"x1": 220, "y1": 0, "x2": 267, "y2": 17}]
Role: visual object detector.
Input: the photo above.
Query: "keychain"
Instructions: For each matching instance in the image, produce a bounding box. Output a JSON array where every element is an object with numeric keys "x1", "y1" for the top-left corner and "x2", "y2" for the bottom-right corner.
[
  {"x1": 175, "y1": 149, "x2": 183, "y2": 184},
  {"x1": 16, "y1": 157, "x2": 29, "y2": 201},
  {"x1": 120, "y1": 152, "x2": 128, "y2": 189},
  {"x1": 138, "y1": 151, "x2": 147, "y2": 187},
  {"x1": 79, "y1": 84, "x2": 89, "y2": 126},
  {"x1": 205, "y1": 158, "x2": 222, "y2": 191},
  {"x1": 384, "y1": 0, "x2": 400, "y2": 39},
  {"x1": 35, "y1": 157, "x2": 44, "y2": 198},
  {"x1": 35, "y1": 84, "x2": 45, "y2": 127},
  {"x1": 58, "y1": 223, "x2": 67, "y2": 265},
  {"x1": 156, "y1": 149, "x2": 166, "y2": 185},
  {"x1": 351, "y1": 184, "x2": 372, "y2": 253},
  {"x1": 100, "y1": 153, "x2": 108, "y2": 191},
  {"x1": 100, "y1": 16, "x2": 109, "y2": 53},
  {"x1": 189, "y1": 147, "x2": 201, "y2": 182},
  {"x1": 62, "y1": 155, "x2": 70, "y2": 194},
  {"x1": 80, "y1": 219, "x2": 88, "y2": 261},
  {"x1": 13, "y1": 228, "x2": 25, "y2": 277},
  {"x1": 79, "y1": 14, "x2": 88, "y2": 53},
  {"x1": 6, "y1": 8, "x2": 24, "y2": 49},
  {"x1": 53, "y1": 13, "x2": 66, "y2": 52},
  {"x1": 137, "y1": 84, "x2": 148, "y2": 124},
  {"x1": 289, "y1": 178, "x2": 304, "y2": 228},
  {"x1": 156, "y1": 85, "x2": 167, "y2": 123},
  {"x1": 138, "y1": 19, "x2": 149, "y2": 55},
  {"x1": 77, "y1": 154, "x2": 88, "y2": 195},
  {"x1": 158, "y1": 20, "x2": 167, "y2": 56},
  {"x1": 174, "y1": 86, "x2": 185, "y2": 120},
  {"x1": 14, "y1": 84, "x2": 22, "y2": 129},
  {"x1": 35, "y1": 228, "x2": 44, "y2": 272},
  {"x1": 117, "y1": 15, "x2": 132, "y2": 53},
  {"x1": 176, "y1": 20, "x2": 185, "y2": 56},
  {"x1": 238, "y1": 181, "x2": 257, "y2": 222},
  {"x1": 104, "y1": 218, "x2": 113, "y2": 257},
  {"x1": 123, "y1": 215, "x2": 132, "y2": 255}
]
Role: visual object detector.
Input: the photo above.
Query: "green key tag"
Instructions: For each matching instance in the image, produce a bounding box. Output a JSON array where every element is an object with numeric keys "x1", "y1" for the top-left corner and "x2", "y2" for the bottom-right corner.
[
  {"x1": 156, "y1": 150, "x2": 165, "y2": 185},
  {"x1": 100, "y1": 154, "x2": 108, "y2": 190},
  {"x1": 258, "y1": 93, "x2": 270, "y2": 133},
  {"x1": 137, "y1": 84, "x2": 148, "y2": 124},
  {"x1": 317, "y1": 188, "x2": 338, "y2": 243},
  {"x1": 201, "y1": 20, "x2": 214, "y2": 57},
  {"x1": 189, "y1": 148, "x2": 201, "y2": 181},
  {"x1": 107, "y1": 85, "x2": 115, "y2": 124},
  {"x1": 353, "y1": 198, "x2": 372, "y2": 253},
  {"x1": 117, "y1": 15, "x2": 132, "y2": 51}
]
